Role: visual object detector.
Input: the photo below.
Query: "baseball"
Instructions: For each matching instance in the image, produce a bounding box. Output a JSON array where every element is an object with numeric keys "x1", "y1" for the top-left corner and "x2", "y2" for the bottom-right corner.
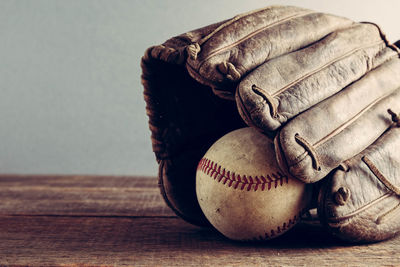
[{"x1": 196, "y1": 127, "x2": 312, "y2": 241}]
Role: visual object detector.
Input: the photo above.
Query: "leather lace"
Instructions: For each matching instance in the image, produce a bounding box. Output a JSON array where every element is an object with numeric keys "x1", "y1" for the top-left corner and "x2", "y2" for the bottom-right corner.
[
  {"x1": 295, "y1": 133, "x2": 321, "y2": 171},
  {"x1": 252, "y1": 84, "x2": 278, "y2": 119},
  {"x1": 362, "y1": 156, "x2": 400, "y2": 196}
]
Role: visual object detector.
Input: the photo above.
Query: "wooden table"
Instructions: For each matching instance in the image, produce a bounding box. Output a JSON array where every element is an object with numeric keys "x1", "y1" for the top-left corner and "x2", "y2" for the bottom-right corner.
[{"x1": 0, "y1": 175, "x2": 399, "y2": 266}]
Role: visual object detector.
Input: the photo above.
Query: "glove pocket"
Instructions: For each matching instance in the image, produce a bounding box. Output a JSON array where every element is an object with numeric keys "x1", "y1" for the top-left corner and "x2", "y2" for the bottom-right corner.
[
  {"x1": 318, "y1": 126, "x2": 400, "y2": 243},
  {"x1": 142, "y1": 40, "x2": 246, "y2": 226}
]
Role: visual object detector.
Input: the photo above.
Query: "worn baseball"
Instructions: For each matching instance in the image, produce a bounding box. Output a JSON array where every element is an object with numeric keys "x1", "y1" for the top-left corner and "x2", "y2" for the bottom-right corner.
[{"x1": 196, "y1": 127, "x2": 312, "y2": 241}]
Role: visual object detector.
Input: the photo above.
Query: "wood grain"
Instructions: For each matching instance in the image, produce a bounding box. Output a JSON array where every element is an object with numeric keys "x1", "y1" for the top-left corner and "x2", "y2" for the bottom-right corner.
[
  {"x1": 0, "y1": 175, "x2": 400, "y2": 266},
  {"x1": 0, "y1": 175, "x2": 174, "y2": 217},
  {"x1": 1, "y1": 216, "x2": 399, "y2": 266}
]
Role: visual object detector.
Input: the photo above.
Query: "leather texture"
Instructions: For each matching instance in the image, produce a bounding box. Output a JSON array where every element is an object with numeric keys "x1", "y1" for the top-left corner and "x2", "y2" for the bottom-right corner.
[
  {"x1": 274, "y1": 55, "x2": 400, "y2": 183},
  {"x1": 186, "y1": 6, "x2": 353, "y2": 97},
  {"x1": 318, "y1": 125, "x2": 400, "y2": 243},
  {"x1": 236, "y1": 23, "x2": 393, "y2": 132},
  {"x1": 141, "y1": 5, "x2": 400, "y2": 243},
  {"x1": 235, "y1": 20, "x2": 400, "y2": 183},
  {"x1": 142, "y1": 5, "x2": 357, "y2": 225}
]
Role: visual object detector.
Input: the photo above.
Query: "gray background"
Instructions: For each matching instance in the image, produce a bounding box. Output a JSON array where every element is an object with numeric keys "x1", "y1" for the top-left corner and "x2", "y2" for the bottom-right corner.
[{"x1": 1, "y1": 0, "x2": 399, "y2": 176}]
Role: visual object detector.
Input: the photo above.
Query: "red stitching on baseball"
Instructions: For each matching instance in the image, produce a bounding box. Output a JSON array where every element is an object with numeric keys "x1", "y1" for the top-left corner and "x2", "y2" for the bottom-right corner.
[
  {"x1": 251, "y1": 212, "x2": 302, "y2": 241},
  {"x1": 197, "y1": 157, "x2": 288, "y2": 191}
]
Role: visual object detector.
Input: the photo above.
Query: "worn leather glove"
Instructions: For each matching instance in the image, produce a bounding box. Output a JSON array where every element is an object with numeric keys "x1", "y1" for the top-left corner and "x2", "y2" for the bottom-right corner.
[
  {"x1": 318, "y1": 121, "x2": 400, "y2": 243},
  {"x1": 141, "y1": 5, "x2": 400, "y2": 243},
  {"x1": 235, "y1": 22, "x2": 400, "y2": 184},
  {"x1": 141, "y1": 5, "x2": 355, "y2": 226}
]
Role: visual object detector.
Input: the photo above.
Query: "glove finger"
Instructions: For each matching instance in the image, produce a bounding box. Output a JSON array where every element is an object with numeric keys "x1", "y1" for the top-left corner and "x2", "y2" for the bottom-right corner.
[
  {"x1": 236, "y1": 22, "x2": 399, "y2": 132},
  {"x1": 185, "y1": 6, "x2": 353, "y2": 96},
  {"x1": 318, "y1": 125, "x2": 400, "y2": 243},
  {"x1": 274, "y1": 57, "x2": 400, "y2": 183}
]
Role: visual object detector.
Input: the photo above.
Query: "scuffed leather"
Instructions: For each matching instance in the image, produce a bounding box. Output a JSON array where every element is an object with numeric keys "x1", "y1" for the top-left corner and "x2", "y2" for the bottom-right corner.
[
  {"x1": 142, "y1": 5, "x2": 358, "y2": 225},
  {"x1": 186, "y1": 5, "x2": 353, "y2": 97},
  {"x1": 142, "y1": 4, "x2": 400, "y2": 238},
  {"x1": 275, "y1": 56, "x2": 400, "y2": 183},
  {"x1": 318, "y1": 126, "x2": 400, "y2": 243},
  {"x1": 236, "y1": 23, "x2": 392, "y2": 131}
]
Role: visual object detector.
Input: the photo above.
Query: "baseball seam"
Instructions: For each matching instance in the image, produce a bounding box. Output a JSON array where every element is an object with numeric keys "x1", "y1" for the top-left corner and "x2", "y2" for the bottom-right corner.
[
  {"x1": 247, "y1": 211, "x2": 303, "y2": 241},
  {"x1": 197, "y1": 157, "x2": 289, "y2": 191}
]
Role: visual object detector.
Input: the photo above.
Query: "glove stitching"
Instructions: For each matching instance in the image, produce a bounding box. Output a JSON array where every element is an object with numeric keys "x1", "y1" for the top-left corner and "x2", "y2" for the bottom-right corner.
[
  {"x1": 326, "y1": 193, "x2": 392, "y2": 223},
  {"x1": 290, "y1": 89, "x2": 392, "y2": 173},
  {"x1": 196, "y1": 6, "x2": 280, "y2": 46},
  {"x1": 271, "y1": 40, "x2": 385, "y2": 98},
  {"x1": 362, "y1": 156, "x2": 400, "y2": 196},
  {"x1": 376, "y1": 202, "x2": 400, "y2": 225},
  {"x1": 313, "y1": 90, "x2": 393, "y2": 149},
  {"x1": 197, "y1": 10, "x2": 315, "y2": 65}
]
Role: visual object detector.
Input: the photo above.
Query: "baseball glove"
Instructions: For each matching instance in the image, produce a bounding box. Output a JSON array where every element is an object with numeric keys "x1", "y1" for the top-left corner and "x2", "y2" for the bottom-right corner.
[
  {"x1": 318, "y1": 121, "x2": 400, "y2": 243},
  {"x1": 141, "y1": 5, "x2": 400, "y2": 242}
]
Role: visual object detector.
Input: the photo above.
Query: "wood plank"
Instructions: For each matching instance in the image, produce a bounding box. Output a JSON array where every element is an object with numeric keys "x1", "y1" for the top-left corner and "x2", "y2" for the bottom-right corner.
[
  {"x1": 0, "y1": 215, "x2": 399, "y2": 266},
  {"x1": 0, "y1": 175, "x2": 174, "y2": 217},
  {"x1": 1, "y1": 175, "x2": 400, "y2": 266}
]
